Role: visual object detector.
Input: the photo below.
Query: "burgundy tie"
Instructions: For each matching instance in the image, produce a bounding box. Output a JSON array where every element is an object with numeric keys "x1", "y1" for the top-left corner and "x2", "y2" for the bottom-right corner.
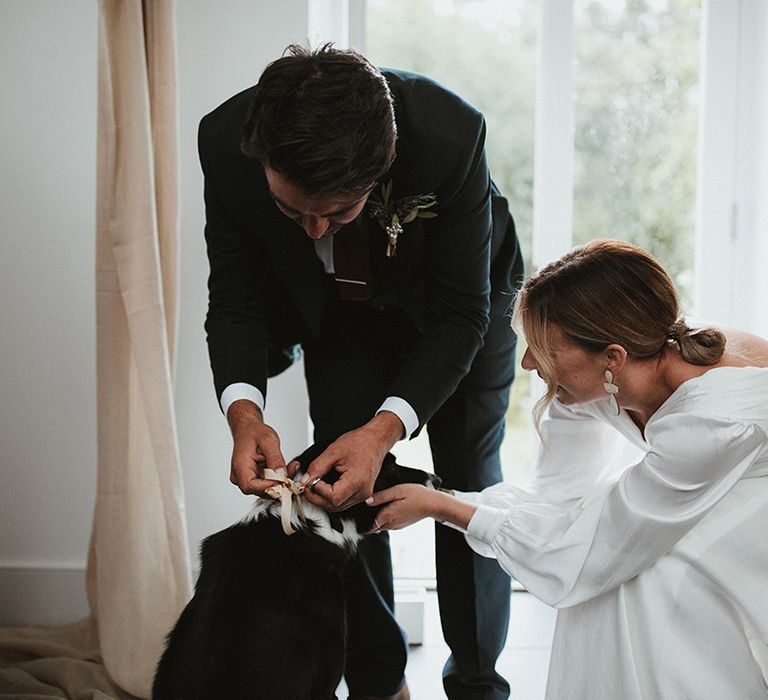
[{"x1": 333, "y1": 220, "x2": 374, "y2": 301}]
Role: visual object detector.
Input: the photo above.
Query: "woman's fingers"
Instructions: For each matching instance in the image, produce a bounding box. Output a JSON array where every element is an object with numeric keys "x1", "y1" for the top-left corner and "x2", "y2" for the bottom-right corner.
[{"x1": 364, "y1": 485, "x2": 400, "y2": 507}]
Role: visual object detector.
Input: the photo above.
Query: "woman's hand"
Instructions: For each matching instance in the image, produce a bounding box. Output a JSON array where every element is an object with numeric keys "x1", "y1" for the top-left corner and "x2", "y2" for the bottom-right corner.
[
  {"x1": 365, "y1": 484, "x2": 437, "y2": 531},
  {"x1": 366, "y1": 484, "x2": 477, "y2": 532}
]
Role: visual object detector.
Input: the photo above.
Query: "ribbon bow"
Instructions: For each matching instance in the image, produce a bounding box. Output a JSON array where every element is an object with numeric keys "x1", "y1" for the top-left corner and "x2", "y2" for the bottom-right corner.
[{"x1": 262, "y1": 469, "x2": 308, "y2": 535}]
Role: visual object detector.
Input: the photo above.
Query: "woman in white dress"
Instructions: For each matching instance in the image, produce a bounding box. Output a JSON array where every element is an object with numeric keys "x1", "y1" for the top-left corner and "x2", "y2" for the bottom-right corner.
[{"x1": 367, "y1": 240, "x2": 768, "y2": 699}]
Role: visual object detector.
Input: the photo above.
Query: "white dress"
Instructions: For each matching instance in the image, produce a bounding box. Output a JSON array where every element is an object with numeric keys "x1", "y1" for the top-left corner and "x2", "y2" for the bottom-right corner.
[{"x1": 457, "y1": 367, "x2": 768, "y2": 699}]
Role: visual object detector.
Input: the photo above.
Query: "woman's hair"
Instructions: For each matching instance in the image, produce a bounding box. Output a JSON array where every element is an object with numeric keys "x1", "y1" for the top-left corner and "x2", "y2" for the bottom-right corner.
[
  {"x1": 241, "y1": 43, "x2": 397, "y2": 199},
  {"x1": 512, "y1": 239, "x2": 726, "y2": 425}
]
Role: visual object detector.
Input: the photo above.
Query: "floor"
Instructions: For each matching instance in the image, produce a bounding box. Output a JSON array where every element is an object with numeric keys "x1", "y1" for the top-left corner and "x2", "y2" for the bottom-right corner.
[{"x1": 337, "y1": 587, "x2": 557, "y2": 699}]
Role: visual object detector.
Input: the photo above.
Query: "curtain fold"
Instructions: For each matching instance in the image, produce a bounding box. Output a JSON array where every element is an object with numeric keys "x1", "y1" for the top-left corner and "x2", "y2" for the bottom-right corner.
[{"x1": 88, "y1": 1, "x2": 191, "y2": 697}]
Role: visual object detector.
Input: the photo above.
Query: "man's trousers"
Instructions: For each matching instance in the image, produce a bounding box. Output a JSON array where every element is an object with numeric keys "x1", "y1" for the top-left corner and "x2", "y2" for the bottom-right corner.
[{"x1": 302, "y1": 287, "x2": 516, "y2": 700}]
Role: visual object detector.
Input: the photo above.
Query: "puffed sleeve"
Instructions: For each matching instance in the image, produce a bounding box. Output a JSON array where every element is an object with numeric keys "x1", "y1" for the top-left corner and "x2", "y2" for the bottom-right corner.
[
  {"x1": 464, "y1": 411, "x2": 767, "y2": 607},
  {"x1": 451, "y1": 399, "x2": 623, "y2": 555},
  {"x1": 527, "y1": 399, "x2": 628, "y2": 502}
]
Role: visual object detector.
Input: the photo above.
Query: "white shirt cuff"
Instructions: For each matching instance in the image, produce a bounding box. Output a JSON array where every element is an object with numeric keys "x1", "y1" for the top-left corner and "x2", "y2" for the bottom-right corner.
[
  {"x1": 466, "y1": 504, "x2": 509, "y2": 545},
  {"x1": 220, "y1": 382, "x2": 265, "y2": 417},
  {"x1": 376, "y1": 396, "x2": 419, "y2": 439}
]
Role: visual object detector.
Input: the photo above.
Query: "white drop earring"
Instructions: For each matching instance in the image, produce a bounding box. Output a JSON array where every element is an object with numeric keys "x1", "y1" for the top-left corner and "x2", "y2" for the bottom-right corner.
[{"x1": 604, "y1": 369, "x2": 620, "y2": 415}]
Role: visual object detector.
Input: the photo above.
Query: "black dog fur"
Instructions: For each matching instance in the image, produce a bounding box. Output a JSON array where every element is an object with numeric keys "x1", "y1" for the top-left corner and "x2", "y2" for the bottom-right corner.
[{"x1": 152, "y1": 444, "x2": 440, "y2": 700}]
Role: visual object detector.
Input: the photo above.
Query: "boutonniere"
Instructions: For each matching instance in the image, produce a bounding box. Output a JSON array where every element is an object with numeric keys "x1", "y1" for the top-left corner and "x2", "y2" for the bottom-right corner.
[{"x1": 366, "y1": 181, "x2": 438, "y2": 257}]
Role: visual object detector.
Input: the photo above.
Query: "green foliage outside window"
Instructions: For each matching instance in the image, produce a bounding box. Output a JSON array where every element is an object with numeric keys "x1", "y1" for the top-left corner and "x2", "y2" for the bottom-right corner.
[
  {"x1": 367, "y1": 0, "x2": 701, "y2": 482},
  {"x1": 573, "y1": 0, "x2": 701, "y2": 304}
]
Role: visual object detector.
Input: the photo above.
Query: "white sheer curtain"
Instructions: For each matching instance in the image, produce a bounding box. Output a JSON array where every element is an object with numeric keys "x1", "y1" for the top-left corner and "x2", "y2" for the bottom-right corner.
[{"x1": 89, "y1": 0, "x2": 191, "y2": 696}]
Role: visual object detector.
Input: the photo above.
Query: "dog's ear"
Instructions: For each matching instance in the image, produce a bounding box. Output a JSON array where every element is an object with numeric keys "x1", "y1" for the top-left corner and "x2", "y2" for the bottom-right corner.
[
  {"x1": 372, "y1": 453, "x2": 397, "y2": 490},
  {"x1": 373, "y1": 455, "x2": 441, "y2": 491},
  {"x1": 392, "y1": 464, "x2": 441, "y2": 490}
]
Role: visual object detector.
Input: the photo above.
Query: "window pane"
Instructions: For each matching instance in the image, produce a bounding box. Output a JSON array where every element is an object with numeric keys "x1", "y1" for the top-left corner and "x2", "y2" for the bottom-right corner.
[{"x1": 573, "y1": 0, "x2": 701, "y2": 304}]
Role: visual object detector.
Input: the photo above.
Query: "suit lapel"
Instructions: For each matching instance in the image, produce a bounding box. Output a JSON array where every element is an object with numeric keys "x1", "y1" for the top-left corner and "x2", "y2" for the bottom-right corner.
[{"x1": 364, "y1": 81, "x2": 425, "y2": 297}]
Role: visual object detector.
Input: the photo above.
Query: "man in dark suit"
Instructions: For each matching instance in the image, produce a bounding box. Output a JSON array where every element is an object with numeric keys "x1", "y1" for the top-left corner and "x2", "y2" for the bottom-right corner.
[{"x1": 199, "y1": 44, "x2": 523, "y2": 700}]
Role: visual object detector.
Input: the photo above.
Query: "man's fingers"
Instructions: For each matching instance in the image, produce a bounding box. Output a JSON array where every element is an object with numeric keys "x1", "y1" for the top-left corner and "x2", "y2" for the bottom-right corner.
[
  {"x1": 231, "y1": 449, "x2": 285, "y2": 495},
  {"x1": 305, "y1": 479, "x2": 333, "y2": 499},
  {"x1": 258, "y1": 439, "x2": 287, "y2": 473},
  {"x1": 231, "y1": 474, "x2": 280, "y2": 496},
  {"x1": 330, "y1": 475, "x2": 365, "y2": 507},
  {"x1": 302, "y1": 479, "x2": 361, "y2": 512},
  {"x1": 303, "y1": 480, "x2": 345, "y2": 505},
  {"x1": 300, "y1": 451, "x2": 337, "y2": 485},
  {"x1": 230, "y1": 454, "x2": 254, "y2": 491},
  {"x1": 286, "y1": 460, "x2": 301, "y2": 478}
]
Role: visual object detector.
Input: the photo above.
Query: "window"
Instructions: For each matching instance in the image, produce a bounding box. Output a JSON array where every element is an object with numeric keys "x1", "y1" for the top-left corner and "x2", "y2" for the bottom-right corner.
[
  {"x1": 366, "y1": 0, "x2": 538, "y2": 487},
  {"x1": 363, "y1": 0, "x2": 709, "y2": 583},
  {"x1": 573, "y1": 0, "x2": 701, "y2": 305},
  {"x1": 365, "y1": 0, "x2": 538, "y2": 580}
]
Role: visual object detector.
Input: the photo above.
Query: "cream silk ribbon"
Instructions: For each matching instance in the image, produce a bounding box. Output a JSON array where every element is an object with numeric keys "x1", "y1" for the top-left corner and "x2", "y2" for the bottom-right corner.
[{"x1": 262, "y1": 469, "x2": 308, "y2": 535}]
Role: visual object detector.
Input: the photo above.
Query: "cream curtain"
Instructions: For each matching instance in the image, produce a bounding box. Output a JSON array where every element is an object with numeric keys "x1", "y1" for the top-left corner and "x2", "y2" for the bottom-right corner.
[
  {"x1": 89, "y1": 0, "x2": 191, "y2": 697},
  {"x1": 0, "y1": 2, "x2": 190, "y2": 698}
]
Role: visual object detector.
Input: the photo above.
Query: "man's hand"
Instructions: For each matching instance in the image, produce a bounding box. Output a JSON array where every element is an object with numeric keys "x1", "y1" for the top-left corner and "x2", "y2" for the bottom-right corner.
[
  {"x1": 302, "y1": 411, "x2": 404, "y2": 511},
  {"x1": 227, "y1": 400, "x2": 287, "y2": 495}
]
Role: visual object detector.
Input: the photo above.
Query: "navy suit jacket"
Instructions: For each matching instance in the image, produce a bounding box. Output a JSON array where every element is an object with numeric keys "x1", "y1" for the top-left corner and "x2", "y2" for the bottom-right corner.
[{"x1": 199, "y1": 69, "x2": 523, "y2": 429}]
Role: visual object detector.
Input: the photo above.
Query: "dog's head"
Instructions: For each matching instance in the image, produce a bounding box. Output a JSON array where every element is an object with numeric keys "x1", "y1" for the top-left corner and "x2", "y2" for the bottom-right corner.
[{"x1": 247, "y1": 442, "x2": 441, "y2": 548}]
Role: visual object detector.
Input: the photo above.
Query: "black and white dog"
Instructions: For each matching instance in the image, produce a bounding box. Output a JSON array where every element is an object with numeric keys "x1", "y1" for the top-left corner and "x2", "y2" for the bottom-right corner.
[{"x1": 152, "y1": 444, "x2": 439, "y2": 700}]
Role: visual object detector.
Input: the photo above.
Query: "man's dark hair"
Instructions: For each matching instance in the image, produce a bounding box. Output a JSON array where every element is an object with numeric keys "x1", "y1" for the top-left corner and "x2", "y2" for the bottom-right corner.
[{"x1": 241, "y1": 43, "x2": 397, "y2": 198}]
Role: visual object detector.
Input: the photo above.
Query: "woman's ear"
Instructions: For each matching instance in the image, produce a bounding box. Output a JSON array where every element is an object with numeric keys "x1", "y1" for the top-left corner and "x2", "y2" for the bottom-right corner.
[{"x1": 604, "y1": 344, "x2": 628, "y2": 373}]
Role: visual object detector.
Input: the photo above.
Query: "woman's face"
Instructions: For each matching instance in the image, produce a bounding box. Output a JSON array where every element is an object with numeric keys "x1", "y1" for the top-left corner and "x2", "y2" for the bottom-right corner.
[{"x1": 521, "y1": 325, "x2": 607, "y2": 407}]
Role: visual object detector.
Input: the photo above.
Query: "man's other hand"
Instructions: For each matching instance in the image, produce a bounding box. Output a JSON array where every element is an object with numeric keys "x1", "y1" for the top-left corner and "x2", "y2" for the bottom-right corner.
[
  {"x1": 301, "y1": 411, "x2": 404, "y2": 511},
  {"x1": 227, "y1": 400, "x2": 287, "y2": 495}
]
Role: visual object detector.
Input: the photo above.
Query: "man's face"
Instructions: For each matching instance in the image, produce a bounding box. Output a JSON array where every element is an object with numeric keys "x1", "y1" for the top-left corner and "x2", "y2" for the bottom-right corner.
[{"x1": 264, "y1": 167, "x2": 371, "y2": 240}]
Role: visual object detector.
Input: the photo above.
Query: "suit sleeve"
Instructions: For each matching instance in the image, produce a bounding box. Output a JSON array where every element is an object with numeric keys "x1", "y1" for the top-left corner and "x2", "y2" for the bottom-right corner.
[
  {"x1": 387, "y1": 115, "x2": 495, "y2": 427},
  {"x1": 199, "y1": 116, "x2": 270, "y2": 403}
]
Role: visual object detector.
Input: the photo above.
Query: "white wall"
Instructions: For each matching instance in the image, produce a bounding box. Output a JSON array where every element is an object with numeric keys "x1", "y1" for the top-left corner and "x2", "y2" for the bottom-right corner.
[
  {"x1": 0, "y1": 0, "x2": 314, "y2": 627},
  {"x1": 0, "y1": 0, "x2": 99, "y2": 625}
]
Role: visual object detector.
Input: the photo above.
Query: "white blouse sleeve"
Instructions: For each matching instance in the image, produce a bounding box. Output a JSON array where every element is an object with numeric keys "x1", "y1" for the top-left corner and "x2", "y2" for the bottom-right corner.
[
  {"x1": 453, "y1": 400, "x2": 623, "y2": 557},
  {"x1": 526, "y1": 399, "x2": 627, "y2": 502},
  {"x1": 464, "y1": 410, "x2": 767, "y2": 608}
]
